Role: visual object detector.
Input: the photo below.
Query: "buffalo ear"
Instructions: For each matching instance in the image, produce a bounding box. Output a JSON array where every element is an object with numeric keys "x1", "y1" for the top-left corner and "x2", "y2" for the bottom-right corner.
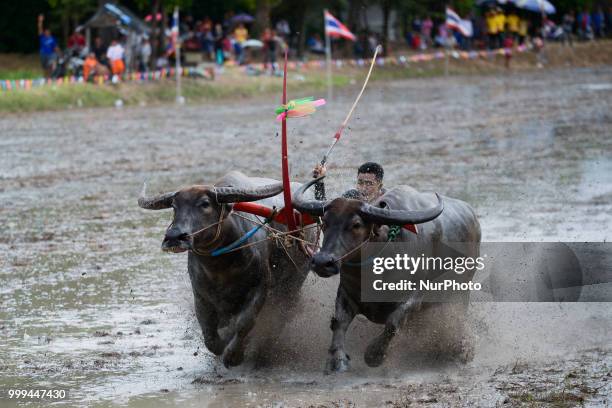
[{"x1": 373, "y1": 224, "x2": 384, "y2": 237}]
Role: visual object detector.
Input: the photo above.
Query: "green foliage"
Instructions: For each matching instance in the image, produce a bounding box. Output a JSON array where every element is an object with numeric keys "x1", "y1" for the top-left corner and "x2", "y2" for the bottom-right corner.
[{"x1": 47, "y1": 0, "x2": 96, "y2": 22}]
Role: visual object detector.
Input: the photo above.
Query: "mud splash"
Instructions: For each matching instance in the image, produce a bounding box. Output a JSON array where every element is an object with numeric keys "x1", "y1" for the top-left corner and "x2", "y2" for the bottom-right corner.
[{"x1": 0, "y1": 67, "x2": 611, "y2": 406}]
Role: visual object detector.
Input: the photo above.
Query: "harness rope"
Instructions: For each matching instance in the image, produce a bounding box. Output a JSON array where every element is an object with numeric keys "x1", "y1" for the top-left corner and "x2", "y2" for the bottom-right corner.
[
  {"x1": 186, "y1": 205, "x2": 320, "y2": 258},
  {"x1": 343, "y1": 225, "x2": 402, "y2": 267}
]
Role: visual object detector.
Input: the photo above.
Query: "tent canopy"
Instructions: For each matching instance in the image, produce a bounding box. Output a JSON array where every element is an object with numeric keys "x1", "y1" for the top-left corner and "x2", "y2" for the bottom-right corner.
[{"x1": 79, "y1": 3, "x2": 150, "y2": 35}]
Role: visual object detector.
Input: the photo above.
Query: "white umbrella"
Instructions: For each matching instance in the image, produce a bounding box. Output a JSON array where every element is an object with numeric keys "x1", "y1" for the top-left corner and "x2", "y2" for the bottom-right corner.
[
  {"x1": 242, "y1": 39, "x2": 263, "y2": 48},
  {"x1": 513, "y1": 0, "x2": 556, "y2": 14}
]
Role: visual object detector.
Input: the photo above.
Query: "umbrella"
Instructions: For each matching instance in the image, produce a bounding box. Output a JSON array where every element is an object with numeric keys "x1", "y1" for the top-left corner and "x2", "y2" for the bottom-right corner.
[
  {"x1": 513, "y1": 0, "x2": 555, "y2": 14},
  {"x1": 242, "y1": 39, "x2": 263, "y2": 48},
  {"x1": 231, "y1": 13, "x2": 255, "y2": 24},
  {"x1": 476, "y1": 0, "x2": 555, "y2": 13}
]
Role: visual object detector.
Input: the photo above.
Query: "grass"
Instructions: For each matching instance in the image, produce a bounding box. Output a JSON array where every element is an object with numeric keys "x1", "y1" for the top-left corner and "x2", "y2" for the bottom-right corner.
[
  {"x1": 0, "y1": 69, "x2": 352, "y2": 113},
  {"x1": 0, "y1": 54, "x2": 43, "y2": 79},
  {"x1": 1, "y1": 40, "x2": 611, "y2": 114}
]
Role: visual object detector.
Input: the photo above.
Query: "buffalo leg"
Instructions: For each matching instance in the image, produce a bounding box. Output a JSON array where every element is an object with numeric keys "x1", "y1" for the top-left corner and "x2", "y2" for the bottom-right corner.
[
  {"x1": 221, "y1": 284, "x2": 267, "y2": 368},
  {"x1": 193, "y1": 292, "x2": 226, "y2": 356},
  {"x1": 326, "y1": 287, "x2": 356, "y2": 373},
  {"x1": 364, "y1": 297, "x2": 421, "y2": 367}
]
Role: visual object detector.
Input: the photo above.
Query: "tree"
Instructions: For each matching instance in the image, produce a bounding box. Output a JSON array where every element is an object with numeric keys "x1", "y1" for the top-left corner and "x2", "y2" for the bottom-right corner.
[{"x1": 47, "y1": 0, "x2": 96, "y2": 45}]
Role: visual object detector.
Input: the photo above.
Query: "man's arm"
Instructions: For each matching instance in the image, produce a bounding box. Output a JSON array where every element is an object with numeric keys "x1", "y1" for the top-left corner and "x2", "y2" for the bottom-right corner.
[
  {"x1": 37, "y1": 14, "x2": 44, "y2": 36},
  {"x1": 313, "y1": 164, "x2": 326, "y2": 201}
]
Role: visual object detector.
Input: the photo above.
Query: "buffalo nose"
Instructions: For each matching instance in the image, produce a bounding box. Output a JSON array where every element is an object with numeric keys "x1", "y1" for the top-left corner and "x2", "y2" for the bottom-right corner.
[
  {"x1": 165, "y1": 227, "x2": 188, "y2": 242},
  {"x1": 311, "y1": 252, "x2": 339, "y2": 277},
  {"x1": 312, "y1": 252, "x2": 335, "y2": 268}
]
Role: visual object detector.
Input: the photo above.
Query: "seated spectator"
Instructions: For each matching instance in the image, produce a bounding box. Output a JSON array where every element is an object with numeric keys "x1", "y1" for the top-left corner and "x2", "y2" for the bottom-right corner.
[
  {"x1": 307, "y1": 34, "x2": 325, "y2": 54},
  {"x1": 67, "y1": 30, "x2": 86, "y2": 54},
  {"x1": 92, "y1": 37, "x2": 109, "y2": 68},
  {"x1": 82, "y1": 52, "x2": 109, "y2": 81}
]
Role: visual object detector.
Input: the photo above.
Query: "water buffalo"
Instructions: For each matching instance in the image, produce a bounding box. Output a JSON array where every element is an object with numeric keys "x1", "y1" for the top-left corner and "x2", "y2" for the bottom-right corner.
[
  {"x1": 138, "y1": 171, "x2": 311, "y2": 367},
  {"x1": 292, "y1": 176, "x2": 481, "y2": 372}
]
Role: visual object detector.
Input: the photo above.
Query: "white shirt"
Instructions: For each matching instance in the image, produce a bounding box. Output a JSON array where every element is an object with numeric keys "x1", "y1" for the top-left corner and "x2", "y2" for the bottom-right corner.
[{"x1": 106, "y1": 44, "x2": 125, "y2": 61}]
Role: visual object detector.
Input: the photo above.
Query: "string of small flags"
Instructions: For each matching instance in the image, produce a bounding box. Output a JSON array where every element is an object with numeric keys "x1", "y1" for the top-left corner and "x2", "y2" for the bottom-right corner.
[
  {"x1": 0, "y1": 66, "x2": 207, "y2": 92},
  {"x1": 2, "y1": 45, "x2": 530, "y2": 92}
]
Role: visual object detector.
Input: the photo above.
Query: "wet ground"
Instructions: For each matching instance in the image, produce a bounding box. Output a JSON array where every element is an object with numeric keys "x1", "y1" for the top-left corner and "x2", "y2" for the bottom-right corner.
[{"x1": 1, "y1": 67, "x2": 611, "y2": 407}]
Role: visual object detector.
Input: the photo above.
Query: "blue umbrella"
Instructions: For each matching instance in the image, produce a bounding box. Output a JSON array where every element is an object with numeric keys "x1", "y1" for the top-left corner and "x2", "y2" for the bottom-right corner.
[
  {"x1": 231, "y1": 13, "x2": 255, "y2": 24},
  {"x1": 511, "y1": 0, "x2": 556, "y2": 14}
]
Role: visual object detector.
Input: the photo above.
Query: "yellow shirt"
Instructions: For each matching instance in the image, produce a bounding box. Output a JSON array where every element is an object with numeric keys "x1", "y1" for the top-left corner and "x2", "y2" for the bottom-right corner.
[
  {"x1": 486, "y1": 14, "x2": 498, "y2": 34},
  {"x1": 507, "y1": 14, "x2": 519, "y2": 32},
  {"x1": 518, "y1": 19, "x2": 528, "y2": 36},
  {"x1": 496, "y1": 13, "x2": 506, "y2": 33},
  {"x1": 234, "y1": 27, "x2": 248, "y2": 43}
]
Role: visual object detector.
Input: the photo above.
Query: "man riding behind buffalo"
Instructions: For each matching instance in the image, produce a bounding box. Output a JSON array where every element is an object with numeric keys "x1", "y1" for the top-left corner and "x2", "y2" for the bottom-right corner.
[{"x1": 312, "y1": 162, "x2": 385, "y2": 202}]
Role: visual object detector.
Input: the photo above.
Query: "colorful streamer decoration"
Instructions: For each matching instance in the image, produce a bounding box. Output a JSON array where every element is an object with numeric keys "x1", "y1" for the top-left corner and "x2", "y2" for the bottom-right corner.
[{"x1": 275, "y1": 97, "x2": 326, "y2": 122}]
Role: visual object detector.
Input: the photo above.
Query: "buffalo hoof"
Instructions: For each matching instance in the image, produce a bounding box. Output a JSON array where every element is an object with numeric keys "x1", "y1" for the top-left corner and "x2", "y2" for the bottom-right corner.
[
  {"x1": 364, "y1": 340, "x2": 387, "y2": 367},
  {"x1": 222, "y1": 345, "x2": 245, "y2": 368},
  {"x1": 204, "y1": 336, "x2": 225, "y2": 356},
  {"x1": 325, "y1": 353, "x2": 350, "y2": 374}
]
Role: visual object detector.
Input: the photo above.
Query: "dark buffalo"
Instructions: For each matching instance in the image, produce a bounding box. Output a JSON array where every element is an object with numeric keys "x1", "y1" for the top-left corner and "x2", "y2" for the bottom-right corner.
[
  {"x1": 139, "y1": 171, "x2": 311, "y2": 367},
  {"x1": 293, "y1": 177, "x2": 481, "y2": 372}
]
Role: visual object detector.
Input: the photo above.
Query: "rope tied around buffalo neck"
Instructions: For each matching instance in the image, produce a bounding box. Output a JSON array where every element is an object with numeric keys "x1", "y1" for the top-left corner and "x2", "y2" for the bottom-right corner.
[
  {"x1": 188, "y1": 204, "x2": 230, "y2": 256},
  {"x1": 187, "y1": 205, "x2": 320, "y2": 258},
  {"x1": 342, "y1": 224, "x2": 402, "y2": 267}
]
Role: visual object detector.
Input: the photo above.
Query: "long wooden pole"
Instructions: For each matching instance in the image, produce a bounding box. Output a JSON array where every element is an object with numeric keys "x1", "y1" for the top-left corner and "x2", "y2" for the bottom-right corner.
[{"x1": 281, "y1": 48, "x2": 297, "y2": 232}]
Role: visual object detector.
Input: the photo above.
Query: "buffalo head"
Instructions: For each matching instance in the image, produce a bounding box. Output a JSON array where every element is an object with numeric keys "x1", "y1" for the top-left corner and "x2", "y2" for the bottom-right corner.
[
  {"x1": 293, "y1": 177, "x2": 443, "y2": 277},
  {"x1": 138, "y1": 181, "x2": 283, "y2": 254}
]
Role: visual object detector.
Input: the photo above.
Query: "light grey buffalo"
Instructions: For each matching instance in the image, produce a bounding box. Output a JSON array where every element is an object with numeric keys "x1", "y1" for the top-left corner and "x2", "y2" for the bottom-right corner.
[
  {"x1": 292, "y1": 176, "x2": 481, "y2": 373},
  {"x1": 138, "y1": 171, "x2": 311, "y2": 367}
]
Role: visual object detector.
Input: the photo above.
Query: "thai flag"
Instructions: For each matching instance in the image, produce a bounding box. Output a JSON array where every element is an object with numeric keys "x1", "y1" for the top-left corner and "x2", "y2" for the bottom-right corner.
[
  {"x1": 324, "y1": 10, "x2": 356, "y2": 41},
  {"x1": 446, "y1": 7, "x2": 473, "y2": 37}
]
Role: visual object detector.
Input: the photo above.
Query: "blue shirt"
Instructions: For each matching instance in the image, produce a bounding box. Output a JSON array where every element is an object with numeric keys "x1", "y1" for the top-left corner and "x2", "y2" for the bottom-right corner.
[{"x1": 39, "y1": 34, "x2": 57, "y2": 56}]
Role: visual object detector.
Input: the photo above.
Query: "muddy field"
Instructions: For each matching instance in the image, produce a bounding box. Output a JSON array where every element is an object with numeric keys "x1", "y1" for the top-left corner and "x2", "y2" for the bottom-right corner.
[{"x1": 1, "y1": 67, "x2": 611, "y2": 407}]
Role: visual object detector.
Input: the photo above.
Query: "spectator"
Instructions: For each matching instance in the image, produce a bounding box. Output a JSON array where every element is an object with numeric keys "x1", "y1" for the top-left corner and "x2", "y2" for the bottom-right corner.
[
  {"x1": 92, "y1": 37, "x2": 109, "y2": 68},
  {"x1": 37, "y1": 14, "x2": 57, "y2": 78},
  {"x1": 233, "y1": 23, "x2": 248, "y2": 64},
  {"x1": 214, "y1": 23, "x2": 225, "y2": 65},
  {"x1": 67, "y1": 30, "x2": 86, "y2": 54},
  {"x1": 562, "y1": 12, "x2": 575, "y2": 46},
  {"x1": 106, "y1": 39, "x2": 125, "y2": 76},
  {"x1": 262, "y1": 27, "x2": 279, "y2": 72},
  {"x1": 367, "y1": 32, "x2": 379, "y2": 55},
  {"x1": 486, "y1": 10, "x2": 499, "y2": 49},
  {"x1": 518, "y1": 17, "x2": 528, "y2": 45},
  {"x1": 593, "y1": 8, "x2": 605, "y2": 38},
  {"x1": 495, "y1": 8, "x2": 506, "y2": 44},
  {"x1": 83, "y1": 52, "x2": 98, "y2": 81},
  {"x1": 307, "y1": 34, "x2": 325, "y2": 55},
  {"x1": 421, "y1": 16, "x2": 433, "y2": 48},
  {"x1": 507, "y1": 10, "x2": 520, "y2": 42},
  {"x1": 139, "y1": 38, "x2": 152, "y2": 71},
  {"x1": 275, "y1": 19, "x2": 291, "y2": 42},
  {"x1": 578, "y1": 9, "x2": 592, "y2": 40}
]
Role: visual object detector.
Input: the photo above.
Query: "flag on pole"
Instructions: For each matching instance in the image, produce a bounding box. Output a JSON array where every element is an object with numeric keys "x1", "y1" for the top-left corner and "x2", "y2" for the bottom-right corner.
[
  {"x1": 446, "y1": 7, "x2": 473, "y2": 37},
  {"x1": 324, "y1": 10, "x2": 356, "y2": 41}
]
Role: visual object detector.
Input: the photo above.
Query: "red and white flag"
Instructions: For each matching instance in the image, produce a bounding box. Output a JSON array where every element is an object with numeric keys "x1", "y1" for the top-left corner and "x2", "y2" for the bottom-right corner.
[{"x1": 324, "y1": 10, "x2": 356, "y2": 41}]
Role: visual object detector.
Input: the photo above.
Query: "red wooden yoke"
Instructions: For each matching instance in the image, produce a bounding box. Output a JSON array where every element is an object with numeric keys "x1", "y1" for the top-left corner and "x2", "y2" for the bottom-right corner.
[{"x1": 233, "y1": 202, "x2": 418, "y2": 234}]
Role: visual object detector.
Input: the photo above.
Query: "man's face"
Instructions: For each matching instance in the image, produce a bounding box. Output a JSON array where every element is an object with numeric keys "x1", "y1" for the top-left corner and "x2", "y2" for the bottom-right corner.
[{"x1": 356, "y1": 172, "x2": 382, "y2": 202}]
